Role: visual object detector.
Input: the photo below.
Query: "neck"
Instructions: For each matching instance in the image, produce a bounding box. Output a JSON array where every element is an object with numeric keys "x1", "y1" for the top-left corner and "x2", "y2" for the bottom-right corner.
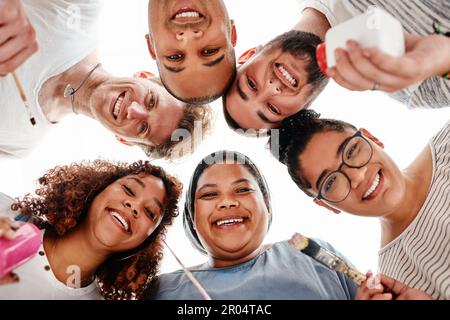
[
  {"x1": 209, "y1": 244, "x2": 267, "y2": 268},
  {"x1": 44, "y1": 225, "x2": 110, "y2": 288},
  {"x1": 292, "y1": 8, "x2": 331, "y2": 40},
  {"x1": 379, "y1": 147, "x2": 433, "y2": 246},
  {"x1": 40, "y1": 53, "x2": 108, "y2": 122}
]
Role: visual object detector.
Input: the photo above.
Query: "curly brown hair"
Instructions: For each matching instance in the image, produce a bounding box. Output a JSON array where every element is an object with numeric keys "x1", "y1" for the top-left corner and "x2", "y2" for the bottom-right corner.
[{"x1": 11, "y1": 160, "x2": 182, "y2": 300}]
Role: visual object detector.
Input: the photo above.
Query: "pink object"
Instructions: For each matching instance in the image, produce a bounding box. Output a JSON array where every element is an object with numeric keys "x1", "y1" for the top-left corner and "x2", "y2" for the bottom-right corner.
[{"x1": 0, "y1": 222, "x2": 42, "y2": 278}]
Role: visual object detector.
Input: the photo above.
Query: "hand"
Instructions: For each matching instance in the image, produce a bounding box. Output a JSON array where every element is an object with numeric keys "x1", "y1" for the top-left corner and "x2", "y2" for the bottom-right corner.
[
  {"x1": 355, "y1": 271, "x2": 393, "y2": 300},
  {"x1": 379, "y1": 275, "x2": 433, "y2": 300},
  {"x1": 0, "y1": 272, "x2": 19, "y2": 285},
  {"x1": 0, "y1": 215, "x2": 19, "y2": 239},
  {"x1": 327, "y1": 33, "x2": 450, "y2": 93},
  {"x1": 0, "y1": 0, "x2": 39, "y2": 76}
]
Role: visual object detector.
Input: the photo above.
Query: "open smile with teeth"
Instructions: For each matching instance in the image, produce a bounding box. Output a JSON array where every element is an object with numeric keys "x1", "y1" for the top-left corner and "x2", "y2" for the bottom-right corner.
[
  {"x1": 112, "y1": 92, "x2": 125, "y2": 120},
  {"x1": 173, "y1": 11, "x2": 201, "y2": 19},
  {"x1": 108, "y1": 209, "x2": 130, "y2": 233},
  {"x1": 275, "y1": 63, "x2": 298, "y2": 87},
  {"x1": 215, "y1": 217, "x2": 245, "y2": 227},
  {"x1": 363, "y1": 172, "x2": 381, "y2": 200}
]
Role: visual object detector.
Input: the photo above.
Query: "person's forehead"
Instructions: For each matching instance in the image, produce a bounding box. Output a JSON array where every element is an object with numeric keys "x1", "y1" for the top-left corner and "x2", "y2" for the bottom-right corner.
[
  {"x1": 198, "y1": 163, "x2": 256, "y2": 186},
  {"x1": 301, "y1": 130, "x2": 356, "y2": 176}
]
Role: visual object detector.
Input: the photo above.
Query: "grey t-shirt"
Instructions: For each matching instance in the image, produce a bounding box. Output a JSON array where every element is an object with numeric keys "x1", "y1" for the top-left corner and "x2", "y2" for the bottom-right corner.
[{"x1": 150, "y1": 240, "x2": 358, "y2": 300}]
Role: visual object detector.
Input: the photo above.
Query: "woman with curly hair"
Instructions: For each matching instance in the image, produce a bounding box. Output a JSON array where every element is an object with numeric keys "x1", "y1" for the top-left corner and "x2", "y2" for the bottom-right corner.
[{"x1": 0, "y1": 160, "x2": 182, "y2": 300}]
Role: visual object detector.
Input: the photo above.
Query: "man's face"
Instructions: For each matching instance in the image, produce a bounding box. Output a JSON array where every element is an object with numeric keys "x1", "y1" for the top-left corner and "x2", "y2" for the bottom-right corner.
[
  {"x1": 225, "y1": 29, "x2": 329, "y2": 130},
  {"x1": 90, "y1": 77, "x2": 184, "y2": 147},
  {"x1": 148, "y1": 0, "x2": 236, "y2": 103},
  {"x1": 299, "y1": 130, "x2": 405, "y2": 218}
]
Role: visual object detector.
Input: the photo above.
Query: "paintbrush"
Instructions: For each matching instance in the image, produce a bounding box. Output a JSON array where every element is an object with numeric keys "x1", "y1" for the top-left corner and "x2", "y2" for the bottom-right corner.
[
  {"x1": 289, "y1": 232, "x2": 367, "y2": 285},
  {"x1": 162, "y1": 239, "x2": 212, "y2": 300},
  {"x1": 11, "y1": 72, "x2": 36, "y2": 126}
]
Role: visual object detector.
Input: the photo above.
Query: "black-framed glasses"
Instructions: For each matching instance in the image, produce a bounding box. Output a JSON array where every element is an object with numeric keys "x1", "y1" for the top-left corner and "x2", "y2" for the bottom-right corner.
[{"x1": 315, "y1": 131, "x2": 373, "y2": 203}]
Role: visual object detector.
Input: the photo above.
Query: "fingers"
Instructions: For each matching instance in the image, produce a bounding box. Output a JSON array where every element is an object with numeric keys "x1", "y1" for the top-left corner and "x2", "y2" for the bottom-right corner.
[
  {"x1": 379, "y1": 274, "x2": 409, "y2": 295},
  {"x1": 0, "y1": 41, "x2": 38, "y2": 76},
  {"x1": 363, "y1": 47, "x2": 418, "y2": 80},
  {"x1": 330, "y1": 48, "x2": 374, "y2": 91},
  {"x1": 0, "y1": 216, "x2": 19, "y2": 240},
  {"x1": 0, "y1": 1, "x2": 38, "y2": 75},
  {"x1": 369, "y1": 293, "x2": 393, "y2": 300},
  {"x1": 0, "y1": 272, "x2": 19, "y2": 285},
  {"x1": 0, "y1": 29, "x2": 32, "y2": 63},
  {"x1": 346, "y1": 41, "x2": 405, "y2": 90}
]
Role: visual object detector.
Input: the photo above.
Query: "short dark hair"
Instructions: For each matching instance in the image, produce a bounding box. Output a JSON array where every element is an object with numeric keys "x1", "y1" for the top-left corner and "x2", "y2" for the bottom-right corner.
[
  {"x1": 268, "y1": 110, "x2": 357, "y2": 197},
  {"x1": 223, "y1": 30, "x2": 329, "y2": 133},
  {"x1": 182, "y1": 150, "x2": 272, "y2": 255}
]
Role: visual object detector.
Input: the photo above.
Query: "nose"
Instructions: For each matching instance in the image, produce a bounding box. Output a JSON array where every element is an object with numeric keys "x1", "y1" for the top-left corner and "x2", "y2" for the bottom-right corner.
[
  {"x1": 217, "y1": 195, "x2": 239, "y2": 210},
  {"x1": 344, "y1": 166, "x2": 368, "y2": 189},
  {"x1": 127, "y1": 102, "x2": 148, "y2": 120},
  {"x1": 123, "y1": 201, "x2": 139, "y2": 218},
  {"x1": 176, "y1": 29, "x2": 203, "y2": 42},
  {"x1": 267, "y1": 78, "x2": 282, "y2": 95}
]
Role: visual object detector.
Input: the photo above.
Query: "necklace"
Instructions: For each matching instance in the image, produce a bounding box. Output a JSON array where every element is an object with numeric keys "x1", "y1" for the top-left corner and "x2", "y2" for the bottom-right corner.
[{"x1": 63, "y1": 62, "x2": 102, "y2": 114}]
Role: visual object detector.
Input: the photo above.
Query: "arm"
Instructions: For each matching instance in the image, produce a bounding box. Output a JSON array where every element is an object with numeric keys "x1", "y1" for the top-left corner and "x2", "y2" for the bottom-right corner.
[
  {"x1": 328, "y1": 32, "x2": 450, "y2": 92},
  {"x1": 0, "y1": 0, "x2": 38, "y2": 76}
]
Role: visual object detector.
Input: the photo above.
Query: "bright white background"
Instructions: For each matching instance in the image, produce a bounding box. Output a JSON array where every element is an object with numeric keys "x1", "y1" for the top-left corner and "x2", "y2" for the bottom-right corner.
[{"x1": 1, "y1": 0, "x2": 449, "y2": 276}]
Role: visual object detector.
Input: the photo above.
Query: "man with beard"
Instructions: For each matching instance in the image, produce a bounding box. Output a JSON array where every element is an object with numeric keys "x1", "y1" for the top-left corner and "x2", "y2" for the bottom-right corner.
[
  {"x1": 146, "y1": 0, "x2": 237, "y2": 105},
  {"x1": 224, "y1": 0, "x2": 450, "y2": 131}
]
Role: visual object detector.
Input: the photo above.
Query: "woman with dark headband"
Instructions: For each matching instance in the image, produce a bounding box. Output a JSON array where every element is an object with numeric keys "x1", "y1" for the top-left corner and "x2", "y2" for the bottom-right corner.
[
  {"x1": 148, "y1": 150, "x2": 423, "y2": 300},
  {"x1": 0, "y1": 160, "x2": 181, "y2": 300}
]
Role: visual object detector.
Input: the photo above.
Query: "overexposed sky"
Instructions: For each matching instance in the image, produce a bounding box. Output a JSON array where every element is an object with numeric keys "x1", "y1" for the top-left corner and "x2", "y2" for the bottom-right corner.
[{"x1": 1, "y1": 0, "x2": 449, "y2": 277}]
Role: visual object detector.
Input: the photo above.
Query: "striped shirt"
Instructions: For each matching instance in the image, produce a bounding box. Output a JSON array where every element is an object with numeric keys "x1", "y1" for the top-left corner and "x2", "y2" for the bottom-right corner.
[
  {"x1": 378, "y1": 121, "x2": 450, "y2": 300},
  {"x1": 298, "y1": 0, "x2": 450, "y2": 109}
]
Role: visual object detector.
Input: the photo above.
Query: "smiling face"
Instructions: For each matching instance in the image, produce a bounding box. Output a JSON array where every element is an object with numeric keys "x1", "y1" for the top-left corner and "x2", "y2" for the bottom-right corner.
[
  {"x1": 86, "y1": 173, "x2": 167, "y2": 252},
  {"x1": 299, "y1": 130, "x2": 405, "y2": 217},
  {"x1": 194, "y1": 163, "x2": 269, "y2": 264},
  {"x1": 225, "y1": 31, "x2": 326, "y2": 130},
  {"x1": 148, "y1": 0, "x2": 236, "y2": 103},
  {"x1": 89, "y1": 77, "x2": 185, "y2": 147}
]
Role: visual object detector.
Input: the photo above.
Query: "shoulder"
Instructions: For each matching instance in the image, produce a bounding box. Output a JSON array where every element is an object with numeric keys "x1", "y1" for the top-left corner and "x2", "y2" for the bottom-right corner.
[{"x1": 297, "y1": 0, "x2": 354, "y2": 26}]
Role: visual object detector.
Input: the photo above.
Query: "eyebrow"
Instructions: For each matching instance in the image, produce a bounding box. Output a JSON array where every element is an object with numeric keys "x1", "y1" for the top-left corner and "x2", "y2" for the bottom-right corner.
[
  {"x1": 154, "y1": 198, "x2": 163, "y2": 213},
  {"x1": 163, "y1": 65, "x2": 186, "y2": 73},
  {"x1": 197, "y1": 183, "x2": 217, "y2": 193},
  {"x1": 127, "y1": 177, "x2": 146, "y2": 188},
  {"x1": 232, "y1": 178, "x2": 251, "y2": 185},
  {"x1": 236, "y1": 82, "x2": 248, "y2": 101},
  {"x1": 203, "y1": 54, "x2": 225, "y2": 67},
  {"x1": 315, "y1": 136, "x2": 352, "y2": 190},
  {"x1": 257, "y1": 111, "x2": 279, "y2": 124},
  {"x1": 197, "y1": 178, "x2": 251, "y2": 193},
  {"x1": 337, "y1": 136, "x2": 352, "y2": 157},
  {"x1": 162, "y1": 54, "x2": 225, "y2": 73}
]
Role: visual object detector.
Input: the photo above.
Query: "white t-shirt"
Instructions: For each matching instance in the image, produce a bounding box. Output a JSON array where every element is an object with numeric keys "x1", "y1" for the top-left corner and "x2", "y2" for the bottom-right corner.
[
  {"x1": 0, "y1": 0, "x2": 102, "y2": 159},
  {"x1": 0, "y1": 192, "x2": 103, "y2": 300},
  {"x1": 297, "y1": 0, "x2": 450, "y2": 109}
]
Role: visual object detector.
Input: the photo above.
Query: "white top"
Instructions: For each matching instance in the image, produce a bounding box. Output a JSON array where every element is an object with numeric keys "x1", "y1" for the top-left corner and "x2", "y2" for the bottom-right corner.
[
  {"x1": 0, "y1": 0, "x2": 102, "y2": 159},
  {"x1": 0, "y1": 193, "x2": 103, "y2": 300},
  {"x1": 378, "y1": 121, "x2": 450, "y2": 300},
  {"x1": 297, "y1": 0, "x2": 450, "y2": 109}
]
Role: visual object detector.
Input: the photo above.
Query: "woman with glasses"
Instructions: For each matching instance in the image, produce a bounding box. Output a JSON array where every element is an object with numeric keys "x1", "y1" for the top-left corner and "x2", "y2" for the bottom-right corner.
[
  {"x1": 148, "y1": 150, "x2": 425, "y2": 300},
  {"x1": 271, "y1": 110, "x2": 450, "y2": 300}
]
